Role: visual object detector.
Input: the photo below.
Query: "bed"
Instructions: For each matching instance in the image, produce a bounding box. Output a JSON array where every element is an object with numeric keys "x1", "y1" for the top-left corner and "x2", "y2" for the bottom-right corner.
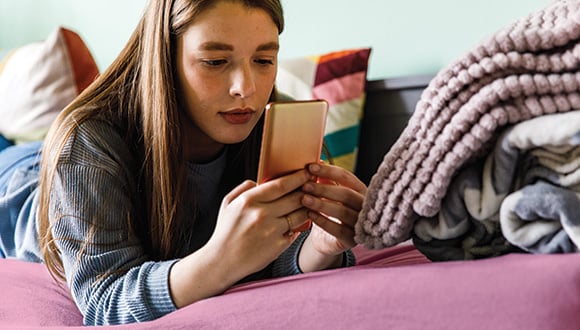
[
  {"x1": 1, "y1": 0, "x2": 580, "y2": 328},
  {"x1": 3, "y1": 243, "x2": 580, "y2": 329}
]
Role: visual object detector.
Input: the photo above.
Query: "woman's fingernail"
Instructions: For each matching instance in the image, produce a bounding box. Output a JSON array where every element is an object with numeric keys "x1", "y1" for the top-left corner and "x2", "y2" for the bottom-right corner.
[
  {"x1": 309, "y1": 163, "x2": 321, "y2": 173},
  {"x1": 303, "y1": 195, "x2": 314, "y2": 206},
  {"x1": 303, "y1": 183, "x2": 314, "y2": 192}
]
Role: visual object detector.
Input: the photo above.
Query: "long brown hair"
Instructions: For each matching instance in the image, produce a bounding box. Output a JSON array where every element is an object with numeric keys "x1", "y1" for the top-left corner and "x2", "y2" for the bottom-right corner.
[{"x1": 38, "y1": 0, "x2": 285, "y2": 281}]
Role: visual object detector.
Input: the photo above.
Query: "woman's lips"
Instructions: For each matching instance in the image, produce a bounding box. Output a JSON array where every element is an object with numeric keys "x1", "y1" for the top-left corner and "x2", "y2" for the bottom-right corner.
[{"x1": 220, "y1": 109, "x2": 255, "y2": 124}]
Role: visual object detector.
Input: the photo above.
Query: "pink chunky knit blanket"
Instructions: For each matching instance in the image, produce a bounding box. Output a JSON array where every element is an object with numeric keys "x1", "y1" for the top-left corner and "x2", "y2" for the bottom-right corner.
[{"x1": 355, "y1": 0, "x2": 580, "y2": 249}]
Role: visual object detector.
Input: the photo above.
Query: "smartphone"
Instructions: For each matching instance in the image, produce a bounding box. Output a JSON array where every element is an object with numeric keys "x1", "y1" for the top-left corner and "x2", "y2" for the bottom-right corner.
[{"x1": 257, "y1": 100, "x2": 329, "y2": 184}]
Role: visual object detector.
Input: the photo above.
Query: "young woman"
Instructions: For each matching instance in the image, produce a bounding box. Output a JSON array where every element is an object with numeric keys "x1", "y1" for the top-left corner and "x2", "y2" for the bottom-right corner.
[{"x1": 0, "y1": 0, "x2": 367, "y2": 325}]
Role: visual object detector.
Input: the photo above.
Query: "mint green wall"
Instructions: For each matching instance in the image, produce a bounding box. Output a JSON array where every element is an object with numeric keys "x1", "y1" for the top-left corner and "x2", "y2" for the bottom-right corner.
[{"x1": 0, "y1": 0, "x2": 549, "y2": 79}]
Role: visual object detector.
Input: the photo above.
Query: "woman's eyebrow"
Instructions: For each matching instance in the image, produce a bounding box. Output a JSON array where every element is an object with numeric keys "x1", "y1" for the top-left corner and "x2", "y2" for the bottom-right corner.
[
  {"x1": 256, "y1": 41, "x2": 279, "y2": 52},
  {"x1": 199, "y1": 41, "x2": 233, "y2": 51},
  {"x1": 198, "y1": 41, "x2": 279, "y2": 52}
]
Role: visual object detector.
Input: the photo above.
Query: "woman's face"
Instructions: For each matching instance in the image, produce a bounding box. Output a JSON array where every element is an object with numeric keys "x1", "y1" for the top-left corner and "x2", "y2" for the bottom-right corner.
[{"x1": 176, "y1": 1, "x2": 279, "y2": 161}]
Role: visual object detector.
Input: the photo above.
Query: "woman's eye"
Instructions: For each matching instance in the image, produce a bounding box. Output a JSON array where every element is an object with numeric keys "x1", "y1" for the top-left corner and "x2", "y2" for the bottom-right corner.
[
  {"x1": 203, "y1": 59, "x2": 227, "y2": 67},
  {"x1": 255, "y1": 58, "x2": 275, "y2": 66}
]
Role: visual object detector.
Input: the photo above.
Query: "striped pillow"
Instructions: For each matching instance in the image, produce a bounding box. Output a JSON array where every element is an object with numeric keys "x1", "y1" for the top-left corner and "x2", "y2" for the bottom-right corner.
[
  {"x1": 276, "y1": 48, "x2": 371, "y2": 172},
  {"x1": 0, "y1": 27, "x2": 99, "y2": 143}
]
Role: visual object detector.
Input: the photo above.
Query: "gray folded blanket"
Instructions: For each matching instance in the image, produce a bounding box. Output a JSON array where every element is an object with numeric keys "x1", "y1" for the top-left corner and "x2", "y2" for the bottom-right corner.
[
  {"x1": 355, "y1": 0, "x2": 580, "y2": 249},
  {"x1": 413, "y1": 110, "x2": 580, "y2": 260}
]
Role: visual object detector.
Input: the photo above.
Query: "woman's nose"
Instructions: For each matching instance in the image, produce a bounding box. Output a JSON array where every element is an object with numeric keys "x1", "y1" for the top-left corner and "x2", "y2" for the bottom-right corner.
[{"x1": 229, "y1": 63, "x2": 256, "y2": 98}]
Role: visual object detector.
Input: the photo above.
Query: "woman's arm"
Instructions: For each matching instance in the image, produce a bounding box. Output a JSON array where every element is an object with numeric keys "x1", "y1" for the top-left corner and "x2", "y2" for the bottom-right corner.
[
  {"x1": 168, "y1": 169, "x2": 314, "y2": 308},
  {"x1": 48, "y1": 121, "x2": 177, "y2": 325},
  {"x1": 50, "y1": 162, "x2": 177, "y2": 325}
]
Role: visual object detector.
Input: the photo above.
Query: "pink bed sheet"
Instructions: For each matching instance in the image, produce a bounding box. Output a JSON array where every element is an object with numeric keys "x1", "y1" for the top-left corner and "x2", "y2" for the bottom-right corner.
[{"x1": 2, "y1": 244, "x2": 580, "y2": 329}]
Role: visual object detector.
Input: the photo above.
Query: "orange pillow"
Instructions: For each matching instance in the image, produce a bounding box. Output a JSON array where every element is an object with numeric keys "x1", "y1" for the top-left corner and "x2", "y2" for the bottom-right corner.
[{"x1": 0, "y1": 27, "x2": 99, "y2": 143}]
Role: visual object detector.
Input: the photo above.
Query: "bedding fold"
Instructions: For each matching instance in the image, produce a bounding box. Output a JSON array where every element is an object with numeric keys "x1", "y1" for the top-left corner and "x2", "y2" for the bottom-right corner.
[
  {"x1": 355, "y1": 0, "x2": 580, "y2": 250},
  {"x1": 413, "y1": 110, "x2": 580, "y2": 260}
]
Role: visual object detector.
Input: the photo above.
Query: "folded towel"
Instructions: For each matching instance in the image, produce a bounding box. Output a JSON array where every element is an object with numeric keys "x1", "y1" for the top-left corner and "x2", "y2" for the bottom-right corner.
[
  {"x1": 413, "y1": 110, "x2": 580, "y2": 260},
  {"x1": 355, "y1": 0, "x2": 580, "y2": 249}
]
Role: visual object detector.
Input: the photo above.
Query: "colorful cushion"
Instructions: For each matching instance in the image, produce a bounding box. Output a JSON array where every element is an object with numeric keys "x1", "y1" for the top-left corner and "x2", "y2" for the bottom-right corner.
[
  {"x1": 0, "y1": 27, "x2": 99, "y2": 143},
  {"x1": 276, "y1": 48, "x2": 371, "y2": 172}
]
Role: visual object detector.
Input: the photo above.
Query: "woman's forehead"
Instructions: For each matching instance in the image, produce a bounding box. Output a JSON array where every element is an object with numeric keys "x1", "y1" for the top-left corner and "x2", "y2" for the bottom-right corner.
[{"x1": 180, "y1": 2, "x2": 279, "y2": 51}]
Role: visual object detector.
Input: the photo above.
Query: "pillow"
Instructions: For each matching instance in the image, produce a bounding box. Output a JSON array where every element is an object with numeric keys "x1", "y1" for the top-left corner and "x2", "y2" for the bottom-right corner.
[
  {"x1": 0, "y1": 26, "x2": 99, "y2": 143},
  {"x1": 276, "y1": 48, "x2": 371, "y2": 172}
]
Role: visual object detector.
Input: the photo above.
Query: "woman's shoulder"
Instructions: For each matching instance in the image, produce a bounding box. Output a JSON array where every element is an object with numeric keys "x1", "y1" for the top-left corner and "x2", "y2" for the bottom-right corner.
[{"x1": 59, "y1": 118, "x2": 138, "y2": 173}]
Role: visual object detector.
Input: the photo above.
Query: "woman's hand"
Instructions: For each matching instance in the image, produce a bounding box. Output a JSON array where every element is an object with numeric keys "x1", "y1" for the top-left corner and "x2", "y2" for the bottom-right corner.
[
  {"x1": 208, "y1": 170, "x2": 313, "y2": 277},
  {"x1": 169, "y1": 168, "x2": 312, "y2": 308},
  {"x1": 298, "y1": 162, "x2": 367, "y2": 272}
]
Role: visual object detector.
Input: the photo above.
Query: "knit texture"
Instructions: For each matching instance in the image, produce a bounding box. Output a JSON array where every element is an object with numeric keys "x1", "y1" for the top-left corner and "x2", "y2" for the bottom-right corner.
[{"x1": 355, "y1": 0, "x2": 580, "y2": 249}]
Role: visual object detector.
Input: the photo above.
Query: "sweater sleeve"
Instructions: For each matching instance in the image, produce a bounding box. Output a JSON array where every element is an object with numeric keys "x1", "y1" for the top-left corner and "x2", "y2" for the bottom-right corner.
[
  {"x1": 271, "y1": 230, "x2": 356, "y2": 276},
  {"x1": 50, "y1": 162, "x2": 177, "y2": 325},
  {"x1": 48, "y1": 122, "x2": 177, "y2": 325}
]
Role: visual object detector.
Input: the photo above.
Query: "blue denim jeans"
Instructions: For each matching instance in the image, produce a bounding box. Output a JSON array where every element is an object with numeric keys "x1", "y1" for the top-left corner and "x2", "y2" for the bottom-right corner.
[
  {"x1": 0, "y1": 140, "x2": 43, "y2": 260},
  {"x1": 0, "y1": 134, "x2": 12, "y2": 153}
]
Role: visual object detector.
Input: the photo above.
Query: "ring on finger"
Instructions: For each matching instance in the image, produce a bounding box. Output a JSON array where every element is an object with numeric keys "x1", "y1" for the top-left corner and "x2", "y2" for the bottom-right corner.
[{"x1": 284, "y1": 215, "x2": 293, "y2": 236}]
